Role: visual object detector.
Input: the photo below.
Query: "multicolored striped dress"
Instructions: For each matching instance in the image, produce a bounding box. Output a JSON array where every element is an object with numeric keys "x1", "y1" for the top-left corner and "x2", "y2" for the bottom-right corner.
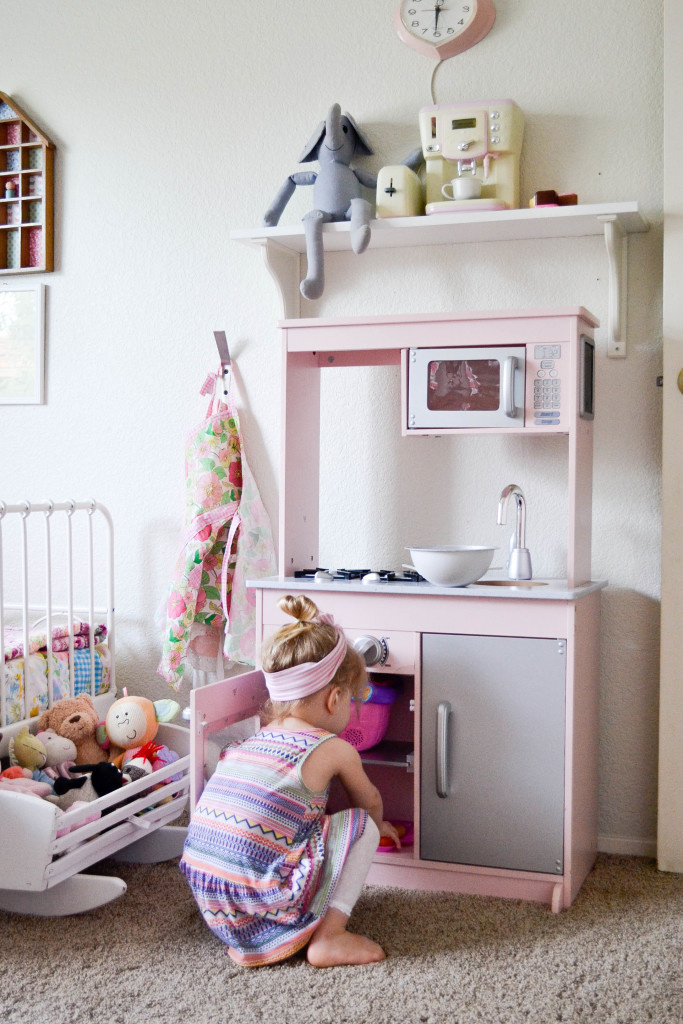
[{"x1": 180, "y1": 726, "x2": 369, "y2": 966}]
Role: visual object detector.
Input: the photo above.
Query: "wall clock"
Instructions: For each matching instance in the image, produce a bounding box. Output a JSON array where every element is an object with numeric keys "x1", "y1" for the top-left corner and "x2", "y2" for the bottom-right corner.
[{"x1": 394, "y1": 0, "x2": 496, "y2": 61}]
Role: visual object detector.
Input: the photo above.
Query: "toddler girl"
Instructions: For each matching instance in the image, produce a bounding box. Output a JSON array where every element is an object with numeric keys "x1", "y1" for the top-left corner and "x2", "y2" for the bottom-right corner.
[{"x1": 180, "y1": 594, "x2": 400, "y2": 968}]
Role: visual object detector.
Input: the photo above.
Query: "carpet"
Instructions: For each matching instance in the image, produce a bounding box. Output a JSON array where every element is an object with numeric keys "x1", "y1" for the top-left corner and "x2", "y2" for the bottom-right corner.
[{"x1": 0, "y1": 854, "x2": 680, "y2": 1024}]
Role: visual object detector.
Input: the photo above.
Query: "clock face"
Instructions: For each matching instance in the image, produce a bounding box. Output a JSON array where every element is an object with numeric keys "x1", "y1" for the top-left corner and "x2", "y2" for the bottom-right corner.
[{"x1": 395, "y1": 0, "x2": 496, "y2": 61}]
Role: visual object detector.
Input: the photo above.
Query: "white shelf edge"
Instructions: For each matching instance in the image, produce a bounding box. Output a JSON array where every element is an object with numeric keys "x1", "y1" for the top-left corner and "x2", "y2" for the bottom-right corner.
[
  {"x1": 232, "y1": 201, "x2": 650, "y2": 356},
  {"x1": 230, "y1": 201, "x2": 649, "y2": 255}
]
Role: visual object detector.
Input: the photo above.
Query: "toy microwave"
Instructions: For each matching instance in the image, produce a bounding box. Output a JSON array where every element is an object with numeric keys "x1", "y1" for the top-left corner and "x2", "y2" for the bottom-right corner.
[{"x1": 405, "y1": 333, "x2": 595, "y2": 434}]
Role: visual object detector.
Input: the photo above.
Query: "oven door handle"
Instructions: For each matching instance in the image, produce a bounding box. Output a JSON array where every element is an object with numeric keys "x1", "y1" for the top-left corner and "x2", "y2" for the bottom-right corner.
[
  {"x1": 501, "y1": 356, "x2": 518, "y2": 418},
  {"x1": 436, "y1": 700, "x2": 451, "y2": 798}
]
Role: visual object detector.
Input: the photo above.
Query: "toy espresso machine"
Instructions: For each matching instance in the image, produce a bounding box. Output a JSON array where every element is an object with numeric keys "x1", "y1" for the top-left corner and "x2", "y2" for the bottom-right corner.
[{"x1": 419, "y1": 100, "x2": 524, "y2": 214}]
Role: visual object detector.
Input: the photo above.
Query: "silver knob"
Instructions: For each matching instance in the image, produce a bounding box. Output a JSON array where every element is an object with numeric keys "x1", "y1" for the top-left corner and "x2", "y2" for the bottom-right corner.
[{"x1": 352, "y1": 635, "x2": 388, "y2": 667}]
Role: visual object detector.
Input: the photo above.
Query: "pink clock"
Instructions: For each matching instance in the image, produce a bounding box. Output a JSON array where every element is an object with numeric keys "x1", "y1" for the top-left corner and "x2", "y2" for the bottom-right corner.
[{"x1": 394, "y1": 0, "x2": 496, "y2": 62}]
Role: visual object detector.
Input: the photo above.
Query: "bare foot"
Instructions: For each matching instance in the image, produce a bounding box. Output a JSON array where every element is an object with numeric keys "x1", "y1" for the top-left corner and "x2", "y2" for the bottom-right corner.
[{"x1": 306, "y1": 909, "x2": 385, "y2": 968}]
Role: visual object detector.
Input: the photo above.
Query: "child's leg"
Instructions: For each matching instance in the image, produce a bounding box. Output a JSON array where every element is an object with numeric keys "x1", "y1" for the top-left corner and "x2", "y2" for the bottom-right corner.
[
  {"x1": 328, "y1": 817, "x2": 379, "y2": 916},
  {"x1": 307, "y1": 819, "x2": 384, "y2": 968}
]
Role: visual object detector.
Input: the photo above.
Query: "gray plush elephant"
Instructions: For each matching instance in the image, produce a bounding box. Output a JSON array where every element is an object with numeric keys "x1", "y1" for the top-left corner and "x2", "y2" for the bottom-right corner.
[{"x1": 263, "y1": 103, "x2": 421, "y2": 301}]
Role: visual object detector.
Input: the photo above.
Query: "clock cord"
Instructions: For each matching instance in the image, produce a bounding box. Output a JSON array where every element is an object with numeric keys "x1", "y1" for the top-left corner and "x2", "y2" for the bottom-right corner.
[{"x1": 430, "y1": 59, "x2": 445, "y2": 105}]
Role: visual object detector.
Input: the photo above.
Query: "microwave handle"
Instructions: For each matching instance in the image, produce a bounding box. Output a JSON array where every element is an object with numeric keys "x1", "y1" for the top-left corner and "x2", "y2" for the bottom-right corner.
[{"x1": 502, "y1": 356, "x2": 518, "y2": 418}]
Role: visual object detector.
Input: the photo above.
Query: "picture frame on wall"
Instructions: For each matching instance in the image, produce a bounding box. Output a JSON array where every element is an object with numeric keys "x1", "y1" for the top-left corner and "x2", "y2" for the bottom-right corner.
[{"x1": 0, "y1": 281, "x2": 45, "y2": 404}]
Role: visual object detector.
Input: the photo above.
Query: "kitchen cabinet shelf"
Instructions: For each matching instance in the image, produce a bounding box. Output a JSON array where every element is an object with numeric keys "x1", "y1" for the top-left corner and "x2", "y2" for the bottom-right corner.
[
  {"x1": 231, "y1": 201, "x2": 649, "y2": 356},
  {"x1": 360, "y1": 740, "x2": 414, "y2": 769},
  {"x1": 0, "y1": 93, "x2": 54, "y2": 275}
]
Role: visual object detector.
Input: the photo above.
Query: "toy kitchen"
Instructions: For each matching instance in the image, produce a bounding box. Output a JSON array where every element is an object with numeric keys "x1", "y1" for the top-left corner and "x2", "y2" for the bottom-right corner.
[{"x1": 243, "y1": 305, "x2": 605, "y2": 914}]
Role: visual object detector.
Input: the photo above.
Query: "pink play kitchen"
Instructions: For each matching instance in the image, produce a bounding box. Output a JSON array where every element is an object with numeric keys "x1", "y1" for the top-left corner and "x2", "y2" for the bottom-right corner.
[{"x1": 190, "y1": 306, "x2": 605, "y2": 914}]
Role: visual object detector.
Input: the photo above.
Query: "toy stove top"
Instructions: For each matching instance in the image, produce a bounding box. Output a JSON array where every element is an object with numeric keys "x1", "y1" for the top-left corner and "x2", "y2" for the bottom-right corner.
[{"x1": 293, "y1": 566, "x2": 426, "y2": 585}]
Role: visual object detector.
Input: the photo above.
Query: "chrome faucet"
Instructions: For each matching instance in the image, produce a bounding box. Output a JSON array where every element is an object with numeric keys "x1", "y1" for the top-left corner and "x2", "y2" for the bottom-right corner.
[{"x1": 497, "y1": 484, "x2": 533, "y2": 580}]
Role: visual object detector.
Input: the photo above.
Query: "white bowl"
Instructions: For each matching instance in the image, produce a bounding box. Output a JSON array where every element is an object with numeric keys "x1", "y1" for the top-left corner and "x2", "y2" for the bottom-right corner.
[{"x1": 406, "y1": 546, "x2": 496, "y2": 587}]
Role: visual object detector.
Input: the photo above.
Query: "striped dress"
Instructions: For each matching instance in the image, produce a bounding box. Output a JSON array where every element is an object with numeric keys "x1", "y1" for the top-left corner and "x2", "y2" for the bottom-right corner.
[{"x1": 180, "y1": 726, "x2": 369, "y2": 966}]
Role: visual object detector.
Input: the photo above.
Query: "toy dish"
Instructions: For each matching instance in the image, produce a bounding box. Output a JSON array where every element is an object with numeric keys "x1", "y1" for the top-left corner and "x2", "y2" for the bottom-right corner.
[{"x1": 377, "y1": 819, "x2": 414, "y2": 852}]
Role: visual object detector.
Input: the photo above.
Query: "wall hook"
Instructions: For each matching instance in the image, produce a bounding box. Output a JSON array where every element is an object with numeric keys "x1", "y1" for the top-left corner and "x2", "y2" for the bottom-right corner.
[{"x1": 214, "y1": 331, "x2": 231, "y2": 397}]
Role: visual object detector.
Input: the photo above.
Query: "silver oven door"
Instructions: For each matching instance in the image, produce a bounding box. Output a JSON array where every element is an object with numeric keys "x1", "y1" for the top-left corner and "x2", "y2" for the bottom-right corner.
[
  {"x1": 408, "y1": 346, "x2": 525, "y2": 429},
  {"x1": 420, "y1": 632, "x2": 566, "y2": 874}
]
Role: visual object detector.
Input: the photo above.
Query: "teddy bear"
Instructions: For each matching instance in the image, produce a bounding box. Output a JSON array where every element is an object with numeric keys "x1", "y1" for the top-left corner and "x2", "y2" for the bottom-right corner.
[{"x1": 36, "y1": 694, "x2": 109, "y2": 765}]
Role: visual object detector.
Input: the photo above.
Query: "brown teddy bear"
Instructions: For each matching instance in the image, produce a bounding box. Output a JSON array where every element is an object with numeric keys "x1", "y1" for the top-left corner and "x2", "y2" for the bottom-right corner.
[{"x1": 36, "y1": 694, "x2": 108, "y2": 765}]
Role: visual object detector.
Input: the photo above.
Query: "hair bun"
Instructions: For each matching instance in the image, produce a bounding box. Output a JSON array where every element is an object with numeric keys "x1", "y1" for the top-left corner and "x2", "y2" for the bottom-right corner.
[{"x1": 278, "y1": 594, "x2": 320, "y2": 623}]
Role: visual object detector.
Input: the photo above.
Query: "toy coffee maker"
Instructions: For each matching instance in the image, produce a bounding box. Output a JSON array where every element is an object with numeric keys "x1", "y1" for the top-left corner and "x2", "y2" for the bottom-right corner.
[{"x1": 419, "y1": 99, "x2": 524, "y2": 214}]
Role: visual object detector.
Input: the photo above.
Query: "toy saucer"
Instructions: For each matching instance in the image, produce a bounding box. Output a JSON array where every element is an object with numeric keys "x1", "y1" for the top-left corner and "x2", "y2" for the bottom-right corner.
[{"x1": 425, "y1": 199, "x2": 508, "y2": 215}]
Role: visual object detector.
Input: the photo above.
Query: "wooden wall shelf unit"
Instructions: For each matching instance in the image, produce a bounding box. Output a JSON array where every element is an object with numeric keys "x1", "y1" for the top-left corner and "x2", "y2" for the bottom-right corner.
[
  {"x1": 0, "y1": 93, "x2": 54, "y2": 275},
  {"x1": 231, "y1": 201, "x2": 649, "y2": 357}
]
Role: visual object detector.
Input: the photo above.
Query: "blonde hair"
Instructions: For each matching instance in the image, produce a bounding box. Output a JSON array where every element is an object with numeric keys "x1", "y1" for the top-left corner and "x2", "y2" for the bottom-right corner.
[{"x1": 261, "y1": 594, "x2": 365, "y2": 720}]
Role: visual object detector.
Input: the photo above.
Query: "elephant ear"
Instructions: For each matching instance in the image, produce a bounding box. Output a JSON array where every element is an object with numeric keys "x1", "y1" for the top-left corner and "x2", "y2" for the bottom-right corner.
[
  {"x1": 342, "y1": 112, "x2": 374, "y2": 157},
  {"x1": 298, "y1": 119, "x2": 326, "y2": 163}
]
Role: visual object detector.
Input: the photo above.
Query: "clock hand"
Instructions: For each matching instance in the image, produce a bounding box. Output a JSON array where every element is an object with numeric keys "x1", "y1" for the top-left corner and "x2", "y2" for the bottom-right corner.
[{"x1": 434, "y1": 1, "x2": 442, "y2": 32}]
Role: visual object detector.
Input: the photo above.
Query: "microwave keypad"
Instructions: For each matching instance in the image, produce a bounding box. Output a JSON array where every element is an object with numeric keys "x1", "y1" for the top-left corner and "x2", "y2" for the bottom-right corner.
[{"x1": 533, "y1": 345, "x2": 561, "y2": 425}]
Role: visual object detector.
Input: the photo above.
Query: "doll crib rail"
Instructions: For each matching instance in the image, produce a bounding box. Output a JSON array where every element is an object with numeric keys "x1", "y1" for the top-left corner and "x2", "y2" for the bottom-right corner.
[
  {"x1": 0, "y1": 499, "x2": 190, "y2": 916},
  {"x1": 0, "y1": 499, "x2": 115, "y2": 734}
]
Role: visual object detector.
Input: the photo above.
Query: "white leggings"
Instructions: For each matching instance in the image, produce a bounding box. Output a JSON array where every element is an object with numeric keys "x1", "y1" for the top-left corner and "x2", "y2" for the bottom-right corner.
[{"x1": 328, "y1": 817, "x2": 380, "y2": 918}]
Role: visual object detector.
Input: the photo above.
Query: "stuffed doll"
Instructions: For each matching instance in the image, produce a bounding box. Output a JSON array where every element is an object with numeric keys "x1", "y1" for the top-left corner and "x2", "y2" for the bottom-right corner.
[
  {"x1": 36, "y1": 694, "x2": 109, "y2": 764},
  {"x1": 263, "y1": 102, "x2": 422, "y2": 301},
  {"x1": 105, "y1": 689, "x2": 180, "y2": 768}
]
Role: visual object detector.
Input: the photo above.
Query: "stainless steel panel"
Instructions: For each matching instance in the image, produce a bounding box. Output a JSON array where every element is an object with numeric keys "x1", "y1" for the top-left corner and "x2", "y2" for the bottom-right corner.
[{"x1": 420, "y1": 633, "x2": 566, "y2": 873}]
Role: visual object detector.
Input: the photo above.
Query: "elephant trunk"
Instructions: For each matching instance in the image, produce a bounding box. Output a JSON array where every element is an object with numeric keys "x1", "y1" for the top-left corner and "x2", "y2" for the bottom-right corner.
[{"x1": 325, "y1": 103, "x2": 345, "y2": 151}]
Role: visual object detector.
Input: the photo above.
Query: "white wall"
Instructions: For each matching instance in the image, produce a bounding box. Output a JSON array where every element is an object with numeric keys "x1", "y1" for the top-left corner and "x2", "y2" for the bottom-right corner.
[{"x1": 1, "y1": 0, "x2": 662, "y2": 854}]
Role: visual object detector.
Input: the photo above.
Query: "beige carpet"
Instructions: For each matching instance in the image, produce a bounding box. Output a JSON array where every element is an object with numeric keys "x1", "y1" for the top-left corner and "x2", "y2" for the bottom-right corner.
[{"x1": 0, "y1": 854, "x2": 680, "y2": 1024}]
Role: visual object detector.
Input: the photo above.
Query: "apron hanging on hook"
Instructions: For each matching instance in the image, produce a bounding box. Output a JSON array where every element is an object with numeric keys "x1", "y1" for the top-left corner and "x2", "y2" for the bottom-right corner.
[{"x1": 158, "y1": 336, "x2": 276, "y2": 691}]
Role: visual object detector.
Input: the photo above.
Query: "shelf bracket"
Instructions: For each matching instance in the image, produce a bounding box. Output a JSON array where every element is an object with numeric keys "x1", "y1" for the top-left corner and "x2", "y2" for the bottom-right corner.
[
  {"x1": 262, "y1": 241, "x2": 301, "y2": 319},
  {"x1": 598, "y1": 214, "x2": 627, "y2": 359}
]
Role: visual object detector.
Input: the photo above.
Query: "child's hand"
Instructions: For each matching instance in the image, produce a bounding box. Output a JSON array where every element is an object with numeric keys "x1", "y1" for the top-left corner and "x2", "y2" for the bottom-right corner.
[{"x1": 379, "y1": 820, "x2": 402, "y2": 850}]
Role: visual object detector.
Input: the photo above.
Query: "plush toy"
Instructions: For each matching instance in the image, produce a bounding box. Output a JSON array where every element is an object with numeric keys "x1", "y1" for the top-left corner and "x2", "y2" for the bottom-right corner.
[
  {"x1": 35, "y1": 729, "x2": 78, "y2": 779},
  {"x1": 121, "y1": 740, "x2": 164, "y2": 781},
  {"x1": 105, "y1": 689, "x2": 180, "y2": 768},
  {"x1": 0, "y1": 774, "x2": 52, "y2": 797},
  {"x1": 9, "y1": 726, "x2": 47, "y2": 774},
  {"x1": 36, "y1": 694, "x2": 109, "y2": 765},
  {"x1": 263, "y1": 102, "x2": 422, "y2": 301},
  {"x1": 122, "y1": 739, "x2": 181, "y2": 784},
  {"x1": 49, "y1": 760, "x2": 126, "y2": 811}
]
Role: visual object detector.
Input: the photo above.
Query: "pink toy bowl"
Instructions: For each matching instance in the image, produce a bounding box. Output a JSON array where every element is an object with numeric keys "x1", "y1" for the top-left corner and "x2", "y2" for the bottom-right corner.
[{"x1": 340, "y1": 701, "x2": 390, "y2": 751}]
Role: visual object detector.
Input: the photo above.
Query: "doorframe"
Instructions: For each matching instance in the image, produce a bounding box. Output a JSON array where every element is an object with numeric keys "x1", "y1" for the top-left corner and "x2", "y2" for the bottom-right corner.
[{"x1": 659, "y1": 0, "x2": 683, "y2": 872}]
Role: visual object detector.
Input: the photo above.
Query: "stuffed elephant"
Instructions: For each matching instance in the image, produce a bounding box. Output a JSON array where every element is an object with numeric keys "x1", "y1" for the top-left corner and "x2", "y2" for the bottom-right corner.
[{"x1": 263, "y1": 103, "x2": 422, "y2": 300}]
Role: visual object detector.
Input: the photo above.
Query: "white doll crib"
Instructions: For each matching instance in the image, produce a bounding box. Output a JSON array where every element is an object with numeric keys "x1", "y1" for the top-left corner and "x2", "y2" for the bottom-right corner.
[{"x1": 0, "y1": 500, "x2": 190, "y2": 916}]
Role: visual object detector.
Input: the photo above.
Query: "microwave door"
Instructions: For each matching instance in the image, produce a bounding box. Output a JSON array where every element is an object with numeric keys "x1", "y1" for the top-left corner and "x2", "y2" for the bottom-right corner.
[{"x1": 408, "y1": 346, "x2": 525, "y2": 429}]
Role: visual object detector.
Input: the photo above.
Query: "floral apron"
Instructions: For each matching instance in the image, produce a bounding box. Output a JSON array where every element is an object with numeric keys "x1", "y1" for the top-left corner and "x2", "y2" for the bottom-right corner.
[{"x1": 158, "y1": 369, "x2": 276, "y2": 690}]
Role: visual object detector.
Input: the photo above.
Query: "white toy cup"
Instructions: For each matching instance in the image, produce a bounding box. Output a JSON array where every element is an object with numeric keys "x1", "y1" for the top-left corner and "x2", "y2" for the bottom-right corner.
[{"x1": 441, "y1": 176, "x2": 482, "y2": 201}]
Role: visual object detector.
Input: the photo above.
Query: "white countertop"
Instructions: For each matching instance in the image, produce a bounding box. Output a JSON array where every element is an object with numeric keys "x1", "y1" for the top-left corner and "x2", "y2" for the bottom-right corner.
[{"x1": 246, "y1": 574, "x2": 608, "y2": 602}]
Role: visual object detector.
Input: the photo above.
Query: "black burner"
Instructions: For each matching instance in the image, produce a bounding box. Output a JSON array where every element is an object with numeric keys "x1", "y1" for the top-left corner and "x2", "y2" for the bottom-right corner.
[{"x1": 293, "y1": 567, "x2": 425, "y2": 583}]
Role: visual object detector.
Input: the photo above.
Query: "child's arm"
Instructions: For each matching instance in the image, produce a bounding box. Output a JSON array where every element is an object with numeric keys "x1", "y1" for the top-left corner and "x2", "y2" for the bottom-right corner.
[
  {"x1": 333, "y1": 740, "x2": 384, "y2": 830},
  {"x1": 303, "y1": 737, "x2": 401, "y2": 846}
]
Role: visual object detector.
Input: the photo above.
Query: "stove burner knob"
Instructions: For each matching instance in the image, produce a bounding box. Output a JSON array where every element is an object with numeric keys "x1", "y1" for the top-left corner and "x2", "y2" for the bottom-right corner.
[{"x1": 352, "y1": 635, "x2": 388, "y2": 667}]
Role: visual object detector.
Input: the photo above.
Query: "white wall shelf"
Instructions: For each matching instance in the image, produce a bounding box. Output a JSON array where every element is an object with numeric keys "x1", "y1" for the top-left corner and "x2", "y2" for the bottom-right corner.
[{"x1": 231, "y1": 201, "x2": 649, "y2": 356}]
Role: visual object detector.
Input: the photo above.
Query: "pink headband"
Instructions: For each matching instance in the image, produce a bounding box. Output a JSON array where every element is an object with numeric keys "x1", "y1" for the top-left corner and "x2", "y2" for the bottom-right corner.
[{"x1": 263, "y1": 619, "x2": 347, "y2": 702}]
